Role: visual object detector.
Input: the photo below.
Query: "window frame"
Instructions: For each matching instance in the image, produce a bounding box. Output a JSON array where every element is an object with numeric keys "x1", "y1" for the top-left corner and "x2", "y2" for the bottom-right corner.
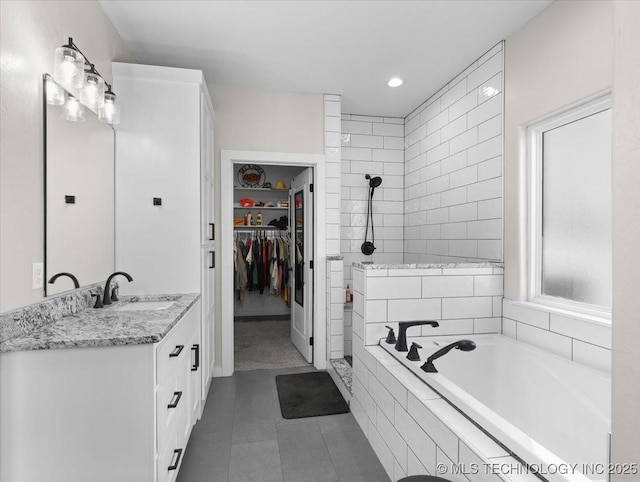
[{"x1": 527, "y1": 95, "x2": 612, "y2": 321}]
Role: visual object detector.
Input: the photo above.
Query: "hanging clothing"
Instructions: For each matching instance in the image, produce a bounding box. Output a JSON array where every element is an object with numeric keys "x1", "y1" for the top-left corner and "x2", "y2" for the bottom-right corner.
[
  {"x1": 235, "y1": 232, "x2": 292, "y2": 306},
  {"x1": 234, "y1": 238, "x2": 248, "y2": 301}
]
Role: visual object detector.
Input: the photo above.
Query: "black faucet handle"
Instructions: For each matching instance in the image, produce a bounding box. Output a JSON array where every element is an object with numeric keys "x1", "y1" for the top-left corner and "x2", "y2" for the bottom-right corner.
[
  {"x1": 384, "y1": 326, "x2": 397, "y2": 344},
  {"x1": 111, "y1": 287, "x2": 119, "y2": 302},
  {"x1": 407, "y1": 342, "x2": 422, "y2": 362},
  {"x1": 91, "y1": 293, "x2": 104, "y2": 309}
]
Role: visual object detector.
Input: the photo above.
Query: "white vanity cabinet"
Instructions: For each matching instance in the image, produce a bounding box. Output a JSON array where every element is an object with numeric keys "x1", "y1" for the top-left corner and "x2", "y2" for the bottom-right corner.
[
  {"x1": 0, "y1": 299, "x2": 201, "y2": 482},
  {"x1": 113, "y1": 62, "x2": 216, "y2": 407},
  {"x1": 155, "y1": 301, "x2": 202, "y2": 482}
]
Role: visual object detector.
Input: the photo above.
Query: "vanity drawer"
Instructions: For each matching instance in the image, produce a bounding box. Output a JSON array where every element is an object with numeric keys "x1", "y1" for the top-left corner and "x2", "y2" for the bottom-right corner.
[
  {"x1": 156, "y1": 318, "x2": 190, "y2": 385},
  {"x1": 157, "y1": 431, "x2": 184, "y2": 482},
  {"x1": 156, "y1": 375, "x2": 187, "y2": 453}
]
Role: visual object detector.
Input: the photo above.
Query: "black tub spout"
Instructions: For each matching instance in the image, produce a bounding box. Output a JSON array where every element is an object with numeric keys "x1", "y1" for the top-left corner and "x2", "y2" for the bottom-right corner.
[{"x1": 395, "y1": 320, "x2": 439, "y2": 352}]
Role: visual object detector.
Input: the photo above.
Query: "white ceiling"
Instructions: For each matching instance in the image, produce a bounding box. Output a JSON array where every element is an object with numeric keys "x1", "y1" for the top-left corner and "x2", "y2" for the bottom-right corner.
[{"x1": 98, "y1": 0, "x2": 552, "y2": 117}]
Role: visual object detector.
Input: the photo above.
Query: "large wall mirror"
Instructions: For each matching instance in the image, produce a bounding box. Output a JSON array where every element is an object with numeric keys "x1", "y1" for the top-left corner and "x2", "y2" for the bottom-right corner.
[{"x1": 44, "y1": 74, "x2": 115, "y2": 296}]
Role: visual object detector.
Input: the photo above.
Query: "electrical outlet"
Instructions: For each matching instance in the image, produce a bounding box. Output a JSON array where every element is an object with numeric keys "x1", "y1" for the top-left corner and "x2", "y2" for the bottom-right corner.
[{"x1": 32, "y1": 262, "x2": 44, "y2": 289}]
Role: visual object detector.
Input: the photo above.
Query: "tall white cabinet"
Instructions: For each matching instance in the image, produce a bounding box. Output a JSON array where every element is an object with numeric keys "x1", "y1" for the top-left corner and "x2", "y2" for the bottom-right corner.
[{"x1": 113, "y1": 62, "x2": 216, "y2": 402}]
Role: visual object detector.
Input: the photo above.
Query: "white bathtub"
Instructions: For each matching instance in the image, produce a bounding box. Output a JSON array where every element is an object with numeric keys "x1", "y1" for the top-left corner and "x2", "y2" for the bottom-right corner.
[{"x1": 380, "y1": 334, "x2": 611, "y2": 482}]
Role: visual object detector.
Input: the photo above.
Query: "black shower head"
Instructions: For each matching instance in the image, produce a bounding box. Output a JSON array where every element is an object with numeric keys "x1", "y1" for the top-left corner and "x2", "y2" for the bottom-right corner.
[
  {"x1": 365, "y1": 174, "x2": 382, "y2": 188},
  {"x1": 420, "y1": 339, "x2": 477, "y2": 373}
]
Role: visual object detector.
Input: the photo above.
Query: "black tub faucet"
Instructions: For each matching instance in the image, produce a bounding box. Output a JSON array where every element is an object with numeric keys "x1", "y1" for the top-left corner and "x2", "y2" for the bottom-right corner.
[
  {"x1": 421, "y1": 339, "x2": 476, "y2": 373},
  {"x1": 395, "y1": 320, "x2": 439, "y2": 352},
  {"x1": 103, "y1": 272, "x2": 133, "y2": 305},
  {"x1": 48, "y1": 272, "x2": 80, "y2": 289}
]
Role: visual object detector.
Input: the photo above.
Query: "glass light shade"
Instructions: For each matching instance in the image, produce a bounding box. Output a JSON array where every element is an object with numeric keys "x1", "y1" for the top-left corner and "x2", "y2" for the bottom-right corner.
[
  {"x1": 53, "y1": 46, "x2": 85, "y2": 89},
  {"x1": 61, "y1": 96, "x2": 85, "y2": 122},
  {"x1": 45, "y1": 76, "x2": 66, "y2": 105},
  {"x1": 98, "y1": 91, "x2": 120, "y2": 125},
  {"x1": 79, "y1": 72, "x2": 105, "y2": 108}
]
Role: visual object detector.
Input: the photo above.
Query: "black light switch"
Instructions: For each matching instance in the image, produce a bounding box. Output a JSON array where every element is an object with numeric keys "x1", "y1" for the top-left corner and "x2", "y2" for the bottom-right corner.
[
  {"x1": 65, "y1": 195, "x2": 76, "y2": 204},
  {"x1": 153, "y1": 198, "x2": 162, "y2": 206}
]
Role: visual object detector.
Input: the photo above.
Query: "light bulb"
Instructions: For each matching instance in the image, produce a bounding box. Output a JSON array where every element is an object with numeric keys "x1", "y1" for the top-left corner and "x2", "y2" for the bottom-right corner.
[
  {"x1": 45, "y1": 76, "x2": 66, "y2": 106},
  {"x1": 53, "y1": 46, "x2": 85, "y2": 89},
  {"x1": 61, "y1": 96, "x2": 85, "y2": 122},
  {"x1": 99, "y1": 91, "x2": 120, "y2": 125},
  {"x1": 79, "y1": 72, "x2": 105, "y2": 108}
]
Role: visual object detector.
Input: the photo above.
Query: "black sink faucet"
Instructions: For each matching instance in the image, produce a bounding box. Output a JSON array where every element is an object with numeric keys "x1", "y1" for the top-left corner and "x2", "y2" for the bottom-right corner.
[
  {"x1": 421, "y1": 339, "x2": 476, "y2": 373},
  {"x1": 103, "y1": 272, "x2": 133, "y2": 305},
  {"x1": 48, "y1": 272, "x2": 80, "y2": 289},
  {"x1": 395, "y1": 320, "x2": 440, "y2": 351}
]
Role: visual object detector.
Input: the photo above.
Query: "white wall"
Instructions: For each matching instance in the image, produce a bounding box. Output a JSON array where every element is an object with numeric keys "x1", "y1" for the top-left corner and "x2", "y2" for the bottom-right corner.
[
  {"x1": 404, "y1": 43, "x2": 504, "y2": 264},
  {"x1": 502, "y1": 1, "x2": 640, "y2": 472},
  {"x1": 611, "y1": 0, "x2": 640, "y2": 475},
  {"x1": 0, "y1": 0, "x2": 134, "y2": 312},
  {"x1": 208, "y1": 84, "x2": 324, "y2": 369},
  {"x1": 503, "y1": 0, "x2": 613, "y2": 300},
  {"x1": 209, "y1": 84, "x2": 324, "y2": 158},
  {"x1": 341, "y1": 115, "x2": 405, "y2": 288}
]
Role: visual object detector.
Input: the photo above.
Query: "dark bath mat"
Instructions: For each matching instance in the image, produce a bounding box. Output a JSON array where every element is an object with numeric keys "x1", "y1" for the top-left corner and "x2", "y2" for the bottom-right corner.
[{"x1": 275, "y1": 371, "x2": 350, "y2": 419}]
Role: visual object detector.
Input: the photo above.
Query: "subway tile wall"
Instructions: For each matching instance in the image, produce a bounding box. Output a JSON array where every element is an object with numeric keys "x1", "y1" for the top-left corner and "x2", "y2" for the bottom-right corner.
[
  {"x1": 352, "y1": 265, "x2": 503, "y2": 346},
  {"x1": 502, "y1": 299, "x2": 612, "y2": 373},
  {"x1": 326, "y1": 258, "x2": 345, "y2": 360},
  {"x1": 325, "y1": 94, "x2": 342, "y2": 256},
  {"x1": 344, "y1": 308, "x2": 353, "y2": 356},
  {"x1": 341, "y1": 115, "x2": 405, "y2": 289},
  {"x1": 404, "y1": 42, "x2": 504, "y2": 263}
]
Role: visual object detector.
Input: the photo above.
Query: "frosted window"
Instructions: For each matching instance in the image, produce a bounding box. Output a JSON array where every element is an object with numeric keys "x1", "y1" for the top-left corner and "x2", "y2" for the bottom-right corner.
[{"x1": 541, "y1": 109, "x2": 612, "y2": 308}]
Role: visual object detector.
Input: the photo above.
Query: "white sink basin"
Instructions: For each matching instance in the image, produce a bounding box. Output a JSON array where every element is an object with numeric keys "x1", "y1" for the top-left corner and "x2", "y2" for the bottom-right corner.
[{"x1": 114, "y1": 301, "x2": 176, "y2": 311}]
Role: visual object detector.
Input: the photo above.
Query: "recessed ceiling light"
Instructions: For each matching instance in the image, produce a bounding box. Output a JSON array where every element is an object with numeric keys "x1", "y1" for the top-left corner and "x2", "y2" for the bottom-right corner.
[{"x1": 388, "y1": 77, "x2": 403, "y2": 87}]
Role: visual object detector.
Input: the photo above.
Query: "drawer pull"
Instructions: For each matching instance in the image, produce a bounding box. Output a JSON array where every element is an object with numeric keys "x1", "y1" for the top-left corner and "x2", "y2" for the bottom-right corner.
[
  {"x1": 209, "y1": 222, "x2": 215, "y2": 241},
  {"x1": 167, "y1": 391, "x2": 182, "y2": 409},
  {"x1": 167, "y1": 448, "x2": 183, "y2": 471},
  {"x1": 209, "y1": 250, "x2": 215, "y2": 269},
  {"x1": 191, "y1": 344, "x2": 200, "y2": 371},
  {"x1": 169, "y1": 345, "x2": 184, "y2": 358}
]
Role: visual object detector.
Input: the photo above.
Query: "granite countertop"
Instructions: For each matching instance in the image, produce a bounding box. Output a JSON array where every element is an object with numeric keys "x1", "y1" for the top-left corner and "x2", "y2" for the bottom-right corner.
[
  {"x1": 0, "y1": 293, "x2": 200, "y2": 353},
  {"x1": 352, "y1": 262, "x2": 503, "y2": 270}
]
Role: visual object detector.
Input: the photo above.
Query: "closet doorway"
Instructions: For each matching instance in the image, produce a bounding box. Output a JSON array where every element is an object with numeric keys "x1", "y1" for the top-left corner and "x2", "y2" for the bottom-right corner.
[{"x1": 220, "y1": 151, "x2": 326, "y2": 377}]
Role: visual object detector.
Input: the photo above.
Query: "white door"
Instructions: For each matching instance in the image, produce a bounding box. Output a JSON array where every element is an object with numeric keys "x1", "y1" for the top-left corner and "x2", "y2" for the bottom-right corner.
[{"x1": 290, "y1": 168, "x2": 313, "y2": 362}]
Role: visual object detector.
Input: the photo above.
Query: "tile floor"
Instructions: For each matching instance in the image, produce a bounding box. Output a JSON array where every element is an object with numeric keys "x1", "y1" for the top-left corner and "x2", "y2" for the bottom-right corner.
[{"x1": 177, "y1": 366, "x2": 391, "y2": 482}]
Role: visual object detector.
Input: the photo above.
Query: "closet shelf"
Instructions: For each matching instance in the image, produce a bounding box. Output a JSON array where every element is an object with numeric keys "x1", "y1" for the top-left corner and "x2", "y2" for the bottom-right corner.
[
  {"x1": 233, "y1": 225, "x2": 288, "y2": 230},
  {"x1": 233, "y1": 187, "x2": 289, "y2": 193},
  {"x1": 234, "y1": 206, "x2": 288, "y2": 210}
]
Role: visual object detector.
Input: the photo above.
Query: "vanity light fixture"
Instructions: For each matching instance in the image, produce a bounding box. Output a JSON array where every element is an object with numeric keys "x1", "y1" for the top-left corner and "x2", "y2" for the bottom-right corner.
[
  {"x1": 53, "y1": 40, "x2": 85, "y2": 89},
  {"x1": 387, "y1": 77, "x2": 403, "y2": 87},
  {"x1": 98, "y1": 88, "x2": 120, "y2": 125},
  {"x1": 79, "y1": 65, "x2": 106, "y2": 109},
  {"x1": 45, "y1": 75, "x2": 66, "y2": 106},
  {"x1": 53, "y1": 37, "x2": 120, "y2": 125},
  {"x1": 61, "y1": 95, "x2": 85, "y2": 122}
]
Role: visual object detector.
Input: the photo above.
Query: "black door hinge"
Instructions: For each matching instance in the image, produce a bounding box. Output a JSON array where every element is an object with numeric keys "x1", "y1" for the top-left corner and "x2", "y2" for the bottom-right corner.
[
  {"x1": 309, "y1": 183, "x2": 314, "y2": 193},
  {"x1": 309, "y1": 260, "x2": 314, "y2": 269},
  {"x1": 309, "y1": 337, "x2": 314, "y2": 346}
]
